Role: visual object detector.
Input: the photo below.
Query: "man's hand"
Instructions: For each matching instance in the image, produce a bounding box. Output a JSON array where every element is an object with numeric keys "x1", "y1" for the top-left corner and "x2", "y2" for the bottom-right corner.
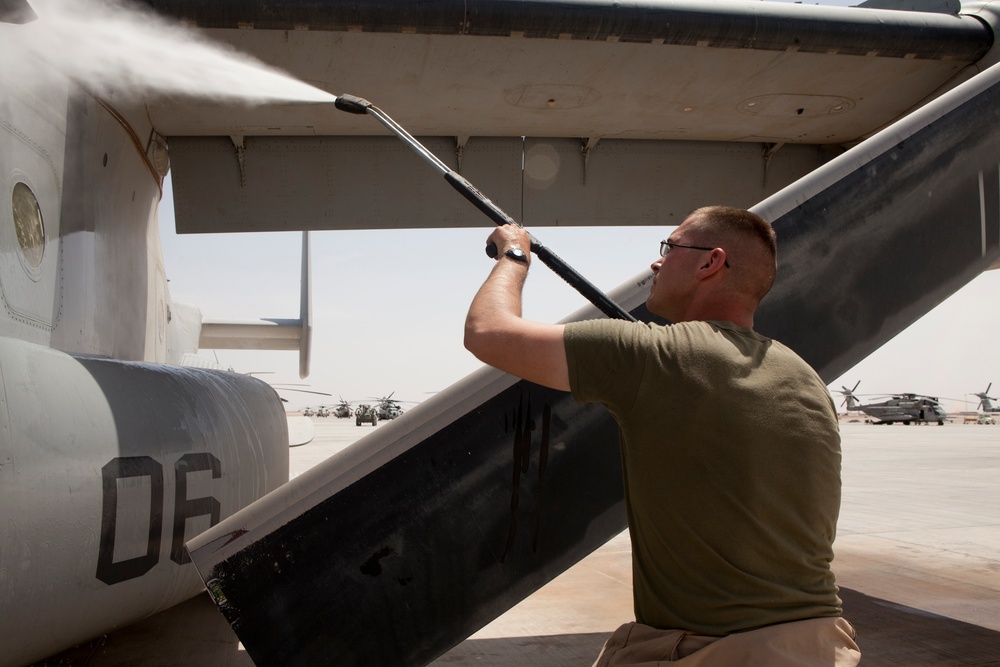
[
  {"x1": 487, "y1": 225, "x2": 532, "y2": 264},
  {"x1": 465, "y1": 227, "x2": 570, "y2": 391}
]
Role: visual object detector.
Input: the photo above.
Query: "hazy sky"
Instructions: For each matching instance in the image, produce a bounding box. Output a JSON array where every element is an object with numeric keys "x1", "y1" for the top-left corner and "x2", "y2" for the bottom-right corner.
[
  {"x1": 157, "y1": 180, "x2": 658, "y2": 410},
  {"x1": 158, "y1": 174, "x2": 1000, "y2": 414}
]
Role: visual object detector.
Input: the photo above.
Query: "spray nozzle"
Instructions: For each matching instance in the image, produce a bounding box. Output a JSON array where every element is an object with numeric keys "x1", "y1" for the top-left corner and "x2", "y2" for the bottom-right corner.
[{"x1": 335, "y1": 95, "x2": 373, "y2": 115}]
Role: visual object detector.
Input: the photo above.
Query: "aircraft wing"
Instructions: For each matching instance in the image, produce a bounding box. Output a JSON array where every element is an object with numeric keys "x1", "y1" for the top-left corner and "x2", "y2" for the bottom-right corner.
[{"x1": 140, "y1": 0, "x2": 995, "y2": 232}]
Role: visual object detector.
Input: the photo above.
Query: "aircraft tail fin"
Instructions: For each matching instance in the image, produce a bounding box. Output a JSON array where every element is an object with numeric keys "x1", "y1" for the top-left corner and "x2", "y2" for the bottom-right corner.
[
  {"x1": 839, "y1": 381, "x2": 862, "y2": 410},
  {"x1": 976, "y1": 383, "x2": 996, "y2": 411},
  {"x1": 199, "y1": 232, "x2": 312, "y2": 378},
  {"x1": 840, "y1": 391, "x2": 859, "y2": 410}
]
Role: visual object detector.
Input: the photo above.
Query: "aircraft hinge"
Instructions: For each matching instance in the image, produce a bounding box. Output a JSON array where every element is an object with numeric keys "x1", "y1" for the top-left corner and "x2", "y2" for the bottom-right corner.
[
  {"x1": 762, "y1": 142, "x2": 784, "y2": 189},
  {"x1": 231, "y1": 135, "x2": 247, "y2": 188},
  {"x1": 581, "y1": 137, "x2": 600, "y2": 185},
  {"x1": 455, "y1": 134, "x2": 469, "y2": 173}
]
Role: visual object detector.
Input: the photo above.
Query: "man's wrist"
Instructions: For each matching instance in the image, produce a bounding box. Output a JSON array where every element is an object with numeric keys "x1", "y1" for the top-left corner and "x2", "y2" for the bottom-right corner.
[{"x1": 502, "y1": 246, "x2": 529, "y2": 265}]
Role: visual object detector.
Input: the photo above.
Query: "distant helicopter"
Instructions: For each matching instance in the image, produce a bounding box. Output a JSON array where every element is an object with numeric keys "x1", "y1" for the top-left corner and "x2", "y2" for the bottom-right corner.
[
  {"x1": 315, "y1": 405, "x2": 330, "y2": 418},
  {"x1": 972, "y1": 383, "x2": 999, "y2": 413},
  {"x1": 333, "y1": 397, "x2": 353, "y2": 419},
  {"x1": 373, "y1": 393, "x2": 405, "y2": 421},
  {"x1": 372, "y1": 393, "x2": 420, "y2": 420},
  {"x1": 838, "y1": 382, "x2": 947, "y2": 425}
]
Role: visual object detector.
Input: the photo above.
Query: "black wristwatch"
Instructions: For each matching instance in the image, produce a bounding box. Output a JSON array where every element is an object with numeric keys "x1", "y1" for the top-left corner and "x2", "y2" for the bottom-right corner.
[{"x1": 503, "y1": 246, "x2": 529, "y2": 264}]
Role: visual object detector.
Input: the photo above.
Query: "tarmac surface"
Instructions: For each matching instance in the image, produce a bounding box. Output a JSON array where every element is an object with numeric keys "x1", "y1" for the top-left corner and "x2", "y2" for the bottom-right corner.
[{"x1": 32, "y1": 418, "x2": 1000, "y2": 666}]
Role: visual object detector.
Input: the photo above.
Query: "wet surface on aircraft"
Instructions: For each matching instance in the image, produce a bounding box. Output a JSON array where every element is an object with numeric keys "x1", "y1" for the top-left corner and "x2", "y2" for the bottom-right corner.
[{"x1": 32, "y1": 420, "x2": 1000, "y2": 666}]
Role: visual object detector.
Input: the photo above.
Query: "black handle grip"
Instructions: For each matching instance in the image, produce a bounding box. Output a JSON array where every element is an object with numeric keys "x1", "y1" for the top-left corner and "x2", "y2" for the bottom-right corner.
[
  {"x1": 334, "y1": 94, "x2": 372, "y2": 114},
  {"x1": 445, "y1": 172, "x2": 519, "y2": 228}
]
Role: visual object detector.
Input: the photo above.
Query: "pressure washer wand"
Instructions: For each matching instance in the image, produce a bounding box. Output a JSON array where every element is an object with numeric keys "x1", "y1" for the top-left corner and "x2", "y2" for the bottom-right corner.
[{"x1": 334, "y1": 94, "x2": 637, "y2": 323}]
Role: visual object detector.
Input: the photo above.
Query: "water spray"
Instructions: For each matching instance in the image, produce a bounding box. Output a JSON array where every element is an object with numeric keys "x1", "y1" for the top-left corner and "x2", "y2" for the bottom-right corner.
[
  {"x1": 12, "y1": 0, "x2": 633, "y2": 321},
  {"x1": 335, "y1": 94, "x2": 637, "y2": 323},
  {"x1": 0, "y1": 0, "x2": 37, "y2": 24},
  {"x1": 6, "y1": 0, "x2": 335, "y2": 104}
]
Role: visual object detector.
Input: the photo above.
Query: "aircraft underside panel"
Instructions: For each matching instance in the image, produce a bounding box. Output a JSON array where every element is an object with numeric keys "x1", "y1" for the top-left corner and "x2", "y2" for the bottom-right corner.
[
  {"x1": 0, "y1": 338, "x2": 289, "y2": 667},
  {"x1": 167, "y1": 135, "x2": 829, "y2": 232},
  {"x1": 142, "y1": 1, "x2": 991, "y2": 145},
  {"x1": 187, "y1": 53, "x2": 1000, "y2": 667}
]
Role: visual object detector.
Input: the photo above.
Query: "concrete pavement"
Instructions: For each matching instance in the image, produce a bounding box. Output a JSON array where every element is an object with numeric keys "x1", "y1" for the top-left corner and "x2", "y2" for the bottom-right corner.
[{"x1": 31, "y1": 420, "x2": 1000, "y2": 666}]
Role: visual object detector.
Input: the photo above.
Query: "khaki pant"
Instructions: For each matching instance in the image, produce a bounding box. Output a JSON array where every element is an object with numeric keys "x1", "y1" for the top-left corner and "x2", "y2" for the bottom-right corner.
[{"x1": 593, "y1": 617, "x2": 861, "y2": 666}]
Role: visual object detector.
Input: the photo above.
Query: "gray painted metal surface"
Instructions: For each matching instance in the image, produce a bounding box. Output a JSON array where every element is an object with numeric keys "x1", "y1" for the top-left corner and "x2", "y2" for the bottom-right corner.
[
  {"x1": 0, "y1": 340, "x2": 289, "y2": 667},
  {"x1": 187, "y1": 61, "x2": 1000, "y2": 666},
  {"x1": 168, "y1": 136, "x2": 831, "y2": 232},
  {"x1": 151, "y1": 0, "x2": 994, "y2": 235},
  {"x1": 143, "y1": 2, "x2": 990, "y2": 143}
]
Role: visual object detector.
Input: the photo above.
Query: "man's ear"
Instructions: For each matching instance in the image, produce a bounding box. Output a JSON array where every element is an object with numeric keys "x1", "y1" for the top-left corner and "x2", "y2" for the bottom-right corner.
[{"x1": 699, "y1": 248, "x2": 727, "y2": 277}]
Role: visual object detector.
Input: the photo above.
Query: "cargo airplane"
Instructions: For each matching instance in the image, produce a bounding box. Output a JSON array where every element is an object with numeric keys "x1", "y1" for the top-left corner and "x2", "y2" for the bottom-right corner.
[{"x1": 2, "y1": 0, "x2": 1000, "y2": 665}]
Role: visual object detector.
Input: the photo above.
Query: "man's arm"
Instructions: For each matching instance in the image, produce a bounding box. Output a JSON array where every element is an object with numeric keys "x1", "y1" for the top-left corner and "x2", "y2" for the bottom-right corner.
[{"x1": 464, "y1": 226, "x2": 570, "y2": 392}]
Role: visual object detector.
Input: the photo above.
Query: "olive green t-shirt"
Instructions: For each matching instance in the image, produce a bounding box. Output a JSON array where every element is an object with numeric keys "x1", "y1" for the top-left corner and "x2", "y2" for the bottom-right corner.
[{"x1": 565, "y1": 319, "x2": 842, "y2": 635}]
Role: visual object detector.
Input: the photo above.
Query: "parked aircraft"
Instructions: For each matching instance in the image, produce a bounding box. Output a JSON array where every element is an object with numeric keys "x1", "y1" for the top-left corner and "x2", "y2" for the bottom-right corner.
[
  {"x1": 5, "y1": 0, "x2": 1000, "y2": 665},
  {"x1": 373, "y1": 393, "x2": 407, "y2": 420},
  {"x1": 839, "y1": 382, "x2": 948, "y2": 425},
  {"x1": 972, "y1": 383, "x2": 999, "y2": 411},
  {"x1": 333, "y1": 397, "x2": 353, "y2": 418}
]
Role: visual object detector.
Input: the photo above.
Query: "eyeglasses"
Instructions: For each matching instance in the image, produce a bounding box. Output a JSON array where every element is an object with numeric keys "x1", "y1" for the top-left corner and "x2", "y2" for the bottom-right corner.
[{"x1": 659, "y1": 241, "x2": 730, "y2": 268}]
